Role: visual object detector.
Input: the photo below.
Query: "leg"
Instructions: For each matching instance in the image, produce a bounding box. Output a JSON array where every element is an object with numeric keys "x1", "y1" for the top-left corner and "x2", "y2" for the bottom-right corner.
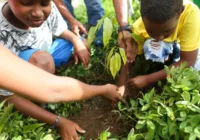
[
  {"x1": 19, "y1": 49, "x2": 55, "y2": 74},
  {"x1": 84, "y1": 0, "x2": 104, "y2": 26}
]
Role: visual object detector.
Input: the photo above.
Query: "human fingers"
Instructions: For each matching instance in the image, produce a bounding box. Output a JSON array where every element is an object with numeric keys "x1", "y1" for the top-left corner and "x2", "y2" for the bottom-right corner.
[
  {"x1": 126, "y1": 79, "x2": 135, "y2": 88},
  {"x1": 74, "y1": 123, "x2": 85, "y2": 134},
  {"x1": 83, "y1": 51, "x2": 90, "y2": 68},
  {"x1": 73, "y1": 54, "x2": 79, "y2": 65},
  {"x1": 126, "y1": 44, "x2": 134, "y2": 63},
  {"x1": 78, "y1": 24, "x2": 87, "y2": 35},
  {"x1": 73, "y1": 27, "x2": 81, "y2": 37},
  {"x1": 118, "y1": 32, "x2": 126, "y2": 49},
  {"x1": 116, "y1": 93, "x2": 126, "y2": 104}
]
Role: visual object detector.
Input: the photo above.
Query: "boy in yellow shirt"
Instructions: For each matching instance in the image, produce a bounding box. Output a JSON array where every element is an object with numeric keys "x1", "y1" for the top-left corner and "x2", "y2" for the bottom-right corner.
[{"x1": 123, "y1": 0, "x2": 200, "y2": 89}]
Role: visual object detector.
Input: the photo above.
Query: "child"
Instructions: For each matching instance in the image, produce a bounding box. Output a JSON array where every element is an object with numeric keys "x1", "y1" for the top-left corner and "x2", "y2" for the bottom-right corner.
[
  {"x1": 0, "y1": 0, "x2": 123, "y2": 139},
  {"x1": 122, "y1": 0, "x2": 200, "y2": 89}
]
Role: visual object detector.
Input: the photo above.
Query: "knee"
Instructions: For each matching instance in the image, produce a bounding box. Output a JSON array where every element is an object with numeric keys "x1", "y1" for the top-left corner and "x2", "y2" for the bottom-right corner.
[{"x1": 29, "y1": 50, "x2": 55, "y2": 74}]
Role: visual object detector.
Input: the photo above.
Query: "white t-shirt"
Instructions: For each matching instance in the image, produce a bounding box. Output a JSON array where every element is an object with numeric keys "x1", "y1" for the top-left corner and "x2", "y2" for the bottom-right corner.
[
  {"x1": 0, "y1": 1, "x2": 68, "y2": 54},
  {"x1": 0, "y1": 2, "x2": 68, "y2": 96}
]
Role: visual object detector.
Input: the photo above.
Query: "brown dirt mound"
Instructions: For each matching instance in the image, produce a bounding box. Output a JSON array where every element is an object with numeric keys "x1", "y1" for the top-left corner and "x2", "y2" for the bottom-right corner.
[{"x1": 70, "y1": 97, "x2": 131, "y2": 139}]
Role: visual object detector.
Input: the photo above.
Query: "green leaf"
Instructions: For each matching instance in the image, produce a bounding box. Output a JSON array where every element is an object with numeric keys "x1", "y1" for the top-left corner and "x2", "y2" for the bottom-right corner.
[
  {"x1": 157, "y1": 106, "x2": 163, "y2": 116},
  {"x1": 106, "y1": 47, "x2": 115, "y2": 71},
  {"x1": 156, "y1": 119, "x2": 167, "y2": 126},
  {"x1": 119, "y1": 48, "x2": 127, "y2": 65},
  {"x1": 147, "y1": 120, "x2": 155, "y2": 130},
  {"x1": 158, "y1": 81, "x2": 162, "y2": 87},
  {"x1": 145, "y1": 130, "x2": 154, "y2": 140},
  {"x1": 166, "y1": 107, "x2": 175, "y2": 121},
  {"x1": 88, "y1": 26, "x2": 98, "y2": 47},
  {"x1": 0, "y1": 100, "x2": 7, "y2": 110},
  {"x1": 99, "y1": 131, "x2": 111, "y2": 140},
  {"x1": 182, "y1": 91, "x2": 191, "y2": 102},
  {"x1": 136, "y1": 120, "x2": 146, "y2": 129},
  {"x1": 162, "y1": 126, "x2": 168, "y2": 136},
  {"x1": 191, "y1": 94, "x2": 199, "y2": 104},
  {"x1": 131, "y1": 32, "x2": 144, "y2": 44},
  {"x1": 12, "y1": 136, "x2": 23, "y2": 140},
  {"x1": 164, "y1": 65, "x2": 170, "y2": 74},
  {"x1": 88, "y1": 18, "x2": 104, "y2": 46},
  {"x1": 141, "y1": 104, "x2": 150, "y2": 111},
  {"x1": 180, "y1": 111, "x2": 187, "y2": 119},
  {"x1": 103, "y1": 17, "x2": 113, "y2": 47},
  {"x1": 41, "y1": 134, "x2": 54, "y2": 140},
  {"x1": 0, "y1": 104, "x2": 14, "y2": 133},
  {"x1": 0, "y1": 133, "x2": 8, "y2": 140},
  {"x1": 143, "y1": 88, "x2": 155, "y2": 104},
  {"x1": 179, "y1": 121, "x2": 187, "y2": 130},
  {"x1": 168, "y1": 97, "x2": 174, "y2": 106},
  {"x1": 23, "y1": 123, "x2": 45, "y2": 133},
  {"x1": 184, "y1": 126, "x2": 193, "y2": 133},
  {"x1": 109, "y1": 53, "x2": 121, "y2": 78},
  {"x1": 194, "y1": 126, "x2": 200, "y2": 135},
  {"x1": 188, "y1": 134, "x2": 197, "y2": 140}
]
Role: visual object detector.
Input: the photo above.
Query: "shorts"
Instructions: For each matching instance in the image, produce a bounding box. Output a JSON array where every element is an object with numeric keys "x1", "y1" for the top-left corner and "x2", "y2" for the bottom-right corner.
[{"x1": 18, "y1": 38, "x2": 74, "y2": 67}]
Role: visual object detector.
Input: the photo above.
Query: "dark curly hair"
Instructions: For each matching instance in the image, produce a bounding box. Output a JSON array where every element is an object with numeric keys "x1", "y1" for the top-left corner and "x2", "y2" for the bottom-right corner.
[{"x1": 140, "y1": 0, "x2": 183, "y2": 23}]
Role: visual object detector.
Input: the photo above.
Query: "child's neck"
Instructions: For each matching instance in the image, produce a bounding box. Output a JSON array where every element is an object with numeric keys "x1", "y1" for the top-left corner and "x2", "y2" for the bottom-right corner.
[{"x1": 2, "y1": 3, "x2": 29, "y2": 30}]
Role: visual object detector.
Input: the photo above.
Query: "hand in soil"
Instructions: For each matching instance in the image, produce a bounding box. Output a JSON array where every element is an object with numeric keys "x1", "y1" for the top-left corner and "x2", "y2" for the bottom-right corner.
[
  {"x1": 126, "y1": 75, "x2": 149, "y2": 89},
  {"x1": 57, "y1": 117, "x2": 85, "y2": 140},
  {"x1": 103, "y1": 84, "x2": 125, "y2": 103}
]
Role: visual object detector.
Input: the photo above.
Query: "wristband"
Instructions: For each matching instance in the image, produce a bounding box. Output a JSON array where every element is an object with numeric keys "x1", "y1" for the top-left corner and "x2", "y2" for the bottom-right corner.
[
  {"x1": 118, "y1": 25, "x2": 132, "y2": 33},
  {"x1": 52, "y1": 115, "x2": 60, "y2": 129}
]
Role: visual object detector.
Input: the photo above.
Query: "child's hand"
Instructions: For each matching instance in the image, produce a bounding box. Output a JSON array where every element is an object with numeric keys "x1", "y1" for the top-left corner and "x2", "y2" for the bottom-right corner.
[
  {"x1": 73, "y1": 39, "x2": 90, "y2": 69},
  {"x1": 69, "y1": 19, "x2": 87, "y2": 37},
  {"x1": 57, "y1": 117, "x2": 85, "y2": 140},
  {"x1": 126, "y1": 75, "x2": 149, "y2": 89},
  {"x1": 103, "y1": 84, "x2": 125, "y2": 103}
]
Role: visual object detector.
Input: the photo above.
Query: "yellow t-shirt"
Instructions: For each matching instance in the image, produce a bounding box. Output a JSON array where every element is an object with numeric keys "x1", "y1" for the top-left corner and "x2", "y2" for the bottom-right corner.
[{"x1": 132, "y1": 0, "x2": 200, "y2": 54}]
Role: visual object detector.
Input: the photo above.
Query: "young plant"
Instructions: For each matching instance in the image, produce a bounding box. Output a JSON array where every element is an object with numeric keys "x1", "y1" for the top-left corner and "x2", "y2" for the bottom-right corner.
[{"x1": 88, "y1": 17, "x2": 127, "y2": 78}]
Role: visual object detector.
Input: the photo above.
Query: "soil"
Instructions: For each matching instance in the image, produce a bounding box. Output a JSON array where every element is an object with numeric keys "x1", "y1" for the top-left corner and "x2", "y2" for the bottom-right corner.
[{"x1": 69, "y1": 96, "x2": 133, "y2": 140}]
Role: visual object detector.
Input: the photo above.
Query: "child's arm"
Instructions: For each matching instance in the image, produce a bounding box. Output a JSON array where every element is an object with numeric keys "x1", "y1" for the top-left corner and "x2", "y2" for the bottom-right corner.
[
  {"x1": 1, "y1": 95, "x2": 84, "y2": 139},
  {"x1": 127, "y1": 49, "x2": 198, "y2": 89},
  {"x1": 0, "y1": 45, "x2": 122, "y2": 103},
  {"x1": 60, "y1": 29, "x2": 90, "y2": 68},
  {"x1": 53, "y1": 0, "x2": 87, "y2": 36}
]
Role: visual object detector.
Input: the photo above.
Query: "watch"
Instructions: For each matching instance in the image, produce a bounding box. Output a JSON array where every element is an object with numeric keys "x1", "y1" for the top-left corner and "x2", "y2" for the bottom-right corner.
[{"x1": 118, "y1": 25, "x2": 132, "y2": 33}]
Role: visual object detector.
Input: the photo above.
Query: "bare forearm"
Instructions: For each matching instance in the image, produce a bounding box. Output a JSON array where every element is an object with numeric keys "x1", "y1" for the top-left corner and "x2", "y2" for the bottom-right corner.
[
  {"x1": 53, "y1": 0, "x2": 75, "y2": 23},
  {"x1": 112, "y1": 0, "x2": 128, "y2": 26},
  {"x1": 6, "y1": 95, "x2": 57, "y2": 126},
  {"x1": 0, "y1": 46, "x2": 107, "y2": 103},
  {"x1": 60, "y1": 29, "x2": 78, "y2": 43},
  {"x1": 50, "y1": 77, "x2": 108, "y2": 102}
]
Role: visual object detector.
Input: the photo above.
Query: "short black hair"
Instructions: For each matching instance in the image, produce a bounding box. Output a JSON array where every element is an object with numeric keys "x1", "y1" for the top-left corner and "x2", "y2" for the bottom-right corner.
[{"x1": 140, "y1": 0, "x2": 183, "y2": 23}]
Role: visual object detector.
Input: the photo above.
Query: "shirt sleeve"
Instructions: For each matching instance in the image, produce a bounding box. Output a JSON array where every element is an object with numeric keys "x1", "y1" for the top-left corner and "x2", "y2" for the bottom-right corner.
[
  {"x1": 47, "y1": 2, "x2": 68, "y2": 37},
  {"x1": 179, "y1": 5, "x2": 200, "y2": 51}
]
